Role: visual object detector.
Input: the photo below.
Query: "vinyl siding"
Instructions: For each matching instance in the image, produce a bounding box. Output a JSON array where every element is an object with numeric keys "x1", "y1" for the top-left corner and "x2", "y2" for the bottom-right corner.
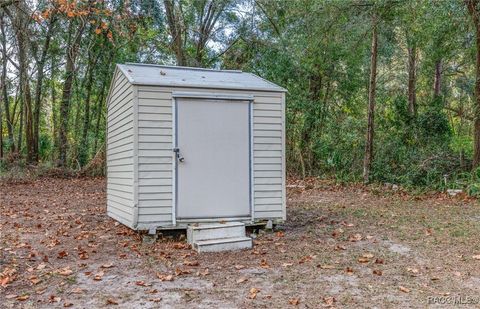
[
  {"x1": 136, "y1": 87, "x2": 174, "y2": 228},
  {"x1": 106, "y1": 69, "x2": 135, "y2": 228}
]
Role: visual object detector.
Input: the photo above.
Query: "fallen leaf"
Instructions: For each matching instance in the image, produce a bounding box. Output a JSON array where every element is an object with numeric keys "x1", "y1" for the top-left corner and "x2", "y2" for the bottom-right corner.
[
  {"x1": 106, "y1": 298, "x2": 119, "y2": 305},
  {"x1": 249, "y1": 287, "x2": 260, "y2": 299},
  {"x1": 235, "y1": 265, "x2": 245, "y2": 270},
  {"x1": 349, "y1": 233, "x2": 362, "y2": 242},
  {"x1": 236, "y1": 277, "x2": 248, "y2": 283},
  {"x1": 63, "y1": 302, "x2": 74, "y2": 307},
  {"x1": 149, "y1": 298, "x2": 162, "y2": 302},
  {"x1": 323, "y1": 296, "x2": 335, "y2": 306},
  {"x1": 58, "y1": 267, "x2": 73, "y2": 276},
  {"x1": 5, "y1": 294, "x2": 17, "y2": 299},
  {"x1": 288, "y1": 297, "x2": 300, "y2": 305},
  {"x1": 399, "y1": 286, "x2": 410, "y2": 293},
  {"x1": 16, "y1": 295, "x2": 29, "y2": 301},
  {"x1": 101, "y1": 263, "x2": 114, "y2": 269},
  {"x1": 57, "y1": 251, "x2": 69, "y2": 259},
  {"x1": 260, "y1": 259, "x2": 270, "y2": 268},
  {"x1": 156, "y1": 273, "x2": 174, "y2": 281},
  {"x1": 473, "y1": 255, "x2": 480, "y2": 260},
  {"x1": 373, "y1": 269, "x2": 382, "y2": 276},
  {"x1": 183, "y1": 260, "x2": 199, "y2": 266},
  {"x1": 282, "y1": 263, "x2": 293, "y2": 267},
  {"x1": 93, "y1": 271, "x2": 104, "y2": 281}
]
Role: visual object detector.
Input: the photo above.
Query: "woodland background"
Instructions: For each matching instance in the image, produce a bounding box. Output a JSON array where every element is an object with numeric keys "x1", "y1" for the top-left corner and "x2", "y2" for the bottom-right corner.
[{"x1": 2, "y1": 0, "x2": 480, "y2": 192}]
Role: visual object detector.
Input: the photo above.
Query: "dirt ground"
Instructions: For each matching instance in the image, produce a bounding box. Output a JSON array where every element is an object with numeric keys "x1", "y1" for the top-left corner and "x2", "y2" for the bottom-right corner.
[{"x1": 2, "y1": 177, "x2": 480, "y2": 308}]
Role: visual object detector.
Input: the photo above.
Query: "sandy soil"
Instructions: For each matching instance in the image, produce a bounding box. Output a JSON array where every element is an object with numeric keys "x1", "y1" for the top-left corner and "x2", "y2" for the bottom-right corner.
[{"x1": 2, "y1": 177, "x2": 480, "y2": 308}]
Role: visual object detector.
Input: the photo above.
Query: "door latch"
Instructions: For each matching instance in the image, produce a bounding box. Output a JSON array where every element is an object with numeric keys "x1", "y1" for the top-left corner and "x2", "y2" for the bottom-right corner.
[{"x1": 173, "y1": 147, "x2": 185, "y2": 162}]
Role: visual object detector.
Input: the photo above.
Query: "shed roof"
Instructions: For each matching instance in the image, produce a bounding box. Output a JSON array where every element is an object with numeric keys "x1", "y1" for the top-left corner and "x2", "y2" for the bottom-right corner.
[{"x1": 117, "y1": 63, "x2": 286, "y2": 92}]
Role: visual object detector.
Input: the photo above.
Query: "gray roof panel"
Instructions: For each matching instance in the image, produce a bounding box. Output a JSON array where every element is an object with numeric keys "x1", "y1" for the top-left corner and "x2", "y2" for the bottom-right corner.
[{"x1": 117, "y1": 63, "x2": 286, "y2": 92}]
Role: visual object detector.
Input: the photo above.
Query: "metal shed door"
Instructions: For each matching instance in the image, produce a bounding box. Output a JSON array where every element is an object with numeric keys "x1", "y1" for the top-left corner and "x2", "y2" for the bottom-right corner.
[{"x1": 175, "y1": 98, "x2": 251, "y2": 219}]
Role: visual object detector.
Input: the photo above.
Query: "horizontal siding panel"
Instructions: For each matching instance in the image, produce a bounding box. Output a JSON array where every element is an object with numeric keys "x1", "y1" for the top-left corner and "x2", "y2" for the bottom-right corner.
[
  {"x1": 139, "y1": 171, "x2": 172, "y2": 179},
  {"x1": 255, "y1": 210, "x2": 283, "y2": 218},
  {"x1": 138, "y1": 105, "x2": 172, "y2": 114},
  {"x1": 138, "y1": 156, "x2": 172, "y2": 164},
  {"x1": 255, "y1": 171, "x2": 282, "y2": 178},
  {"x1": 138, "y1": 185, "x2": 172, "y2": 193},
  {"x1": 138, "y1": 120, "x2": 172, "y2": 128},
  {"x1": 254, "y1": 164, "x2": 282, "y2": 171},
  {"x1": 254, "y1": 116, "x2": 282, "y2": 124},
  {"x1": 138, "y1": 142, "x2": 171, "y2": 150},
  {"x1": 139, "y1": 178, "x2": 172, "y2": 186},
  {"x1": 138, "y1": 199, "x2": 172, "y2": 207},
  {"x1": 108, "y1": 188, "x2": 134, "y2": 200},
  {"x1": 254, "y1": 157, "x2": 282, "y2": 164},
  {"x1": 138, "y1": 135, "x2": 171, "y2": 143},
  {"x1": 139, "y1": 192, "x2": 172, "y2": 200},
  {"x1": 108, "y1": 182, "x2": 133, "y2": 193},
  {"x1": 108, "y1": 192, "x2": 133, "y2": 204},
  {"x1": 107, "y1": 199, "x2": 133, "y2": 216},
  {"x1": 138, "y1": 127, "x2": 172, "y2": 136},
  {"x1": 108, "y1": 150, "x2": 133, "y2": 161},
  {"x1": 254, "y1": 150, "x2": 282, "y2": 157},
  {"x1": 137, "y1": 98, "x2": 172, "y2": 106},
  {"x1": 139, "y1": 163, "x2": 172, "y2": 171},
  {"x1": 254, "y1": 184, "x2": 283, "y2": 191},
  {"x1": 254, "y1": 177, "x2": 282, "y2": 185},
  {"x1": 108, "y1": 178, "x2": 133, "y2": 186},
  {"x1": 255, "y1": 137, "x2": 281, "y2": 144},
  {"x1": 254, "y1": 110, "x2": 282, "y2": 118},
  {"x1": 138, "y1": 207, "x2": 172, "y2": 215},
  {"x1": 108, "y1": 128, "x2": 133, "y2": 144},
  {"x1": 138, "y1": 150, "x2": 173, "y2": 157},
  {"x1": 107, "y1": 156, "x2": 133, "y2": 166},
  {"x1": 108, "y1": 136, "x2": 133, "y2": 150},
  {"x1": 108, "y1": 93, "x2": 132, "y2": 121},
  {"x1": 254, "y1": 96, "x2": 282, "y2": 104},
  {"x1": 138, "y1": 91, "x2": 172, "y2": 100},
  {"x1": 255, "y1": 197, "x2": 282, "y2": 204},
  {"x1": 108, "y1": 143, "x2": 133, "y2": 156},
  {"x1": 109, "y1": 113, "x2": 133, "y2": 133},
  {"x1": 255, "y1": 190, "x2": 282, "y2": 198},
  {"x1": 254, "y1": 123, "x2": 282, "y2": 131},
  {"x1": 107, "y1": 171, "x2": 134, "y2": 179},
  {"x1": 108, "y1": 164, "x2": 134, "y2": 172},
  {"x1": 254, "y1": 130, "x2": 281, "y2": 137},
  {"x1": 138, "y1": 214, "x2": 172, "y2": 223},
  {"x1": 138, "y1": 113, "x2": 172, "y2": 121},
  {"x1": 254, "y1": 103, "x2": 281, "y2": 110}
]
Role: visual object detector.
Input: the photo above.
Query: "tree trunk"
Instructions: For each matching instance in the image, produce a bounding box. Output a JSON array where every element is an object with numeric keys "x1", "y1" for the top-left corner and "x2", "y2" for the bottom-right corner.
[
  {"x1": 467, "y1": 0, "x2": 480, "y2": 169},
  {"x1": 32, "y1": 15, "x2": 56, "y2": 163},
  {"x1": 164, "y1": 0, "x2": 186, "y2": 66},
  {"x1": 79, "y1": 57, "x2": 97, "y2": 166},
  {"x1": 58, "y1": 19, "x2": 86, "y2": 167},
  {"x1": 407, "y1": 44, "x2": 417, "y2": 117},
  {"x1": 0, "y1": 12, "x2": 13, "y2": 152},
  {"x1": 434, "y1": 59, "x2": 442, "y2": 98},
  {"x1": 363, "y1": 15, "x2": 378, "y2": 184}
]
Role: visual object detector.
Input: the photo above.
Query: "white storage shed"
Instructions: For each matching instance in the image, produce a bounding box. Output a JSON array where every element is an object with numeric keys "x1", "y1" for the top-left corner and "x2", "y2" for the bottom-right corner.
[{"x1": 106, "y1": 63, "x2": 286, "y2": 230}]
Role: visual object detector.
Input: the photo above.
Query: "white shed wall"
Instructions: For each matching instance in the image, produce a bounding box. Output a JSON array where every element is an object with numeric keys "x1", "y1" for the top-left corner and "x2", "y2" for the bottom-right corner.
[
  {"x1": 106, "y1": 69, "x2": 135, "y2": 228},
  {"x1": 134, "y1": 86, "x2": 285, "y2": 229}
]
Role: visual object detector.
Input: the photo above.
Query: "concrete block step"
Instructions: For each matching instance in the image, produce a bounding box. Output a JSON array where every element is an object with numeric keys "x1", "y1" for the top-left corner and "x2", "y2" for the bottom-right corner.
[
  {"x1": 193, "y1": 236, "x2": 252, "y2": 253},
  {"x1": 187, "y1": 222, "x2": 245, "y2": 244}
]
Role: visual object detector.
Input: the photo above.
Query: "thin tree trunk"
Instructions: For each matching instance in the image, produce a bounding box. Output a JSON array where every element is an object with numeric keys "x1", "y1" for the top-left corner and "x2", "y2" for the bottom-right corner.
[
  {"x1": 467, "y1": 0, "x2": 480, "y2": 168},
  {"x1": 164, "y1": 0, "x2": 186, "y2": 66},
  {"x1": 51, "y1": 56, "x2": 58, "y2": 159},
  {"x1": 363, "y1": 15, "x2": 378, "y2": 184},
  {"x1": 79, "y1": 57, "x2": 97, "y2": 166},
  {"x1": 434, "y1": 59, "x2": 442, "y2": 98},
  {"x1": 407, "y1": 44, "x2": 417, "y2": 117},
  {"x1": 32, "y1": 15, "x2": 56, "y2": 163},
  {"x1": 0, "y1": 12, "x2": 13, "y2": 152},
  {"x1": 58, "y1": 19, "x2": 86, "y2": 167}
]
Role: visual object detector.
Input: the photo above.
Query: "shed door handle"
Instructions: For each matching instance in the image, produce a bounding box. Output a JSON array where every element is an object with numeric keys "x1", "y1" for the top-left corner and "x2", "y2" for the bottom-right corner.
[{"x1": 173, "y1": 148, "x2": 185, "y2": 162}]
